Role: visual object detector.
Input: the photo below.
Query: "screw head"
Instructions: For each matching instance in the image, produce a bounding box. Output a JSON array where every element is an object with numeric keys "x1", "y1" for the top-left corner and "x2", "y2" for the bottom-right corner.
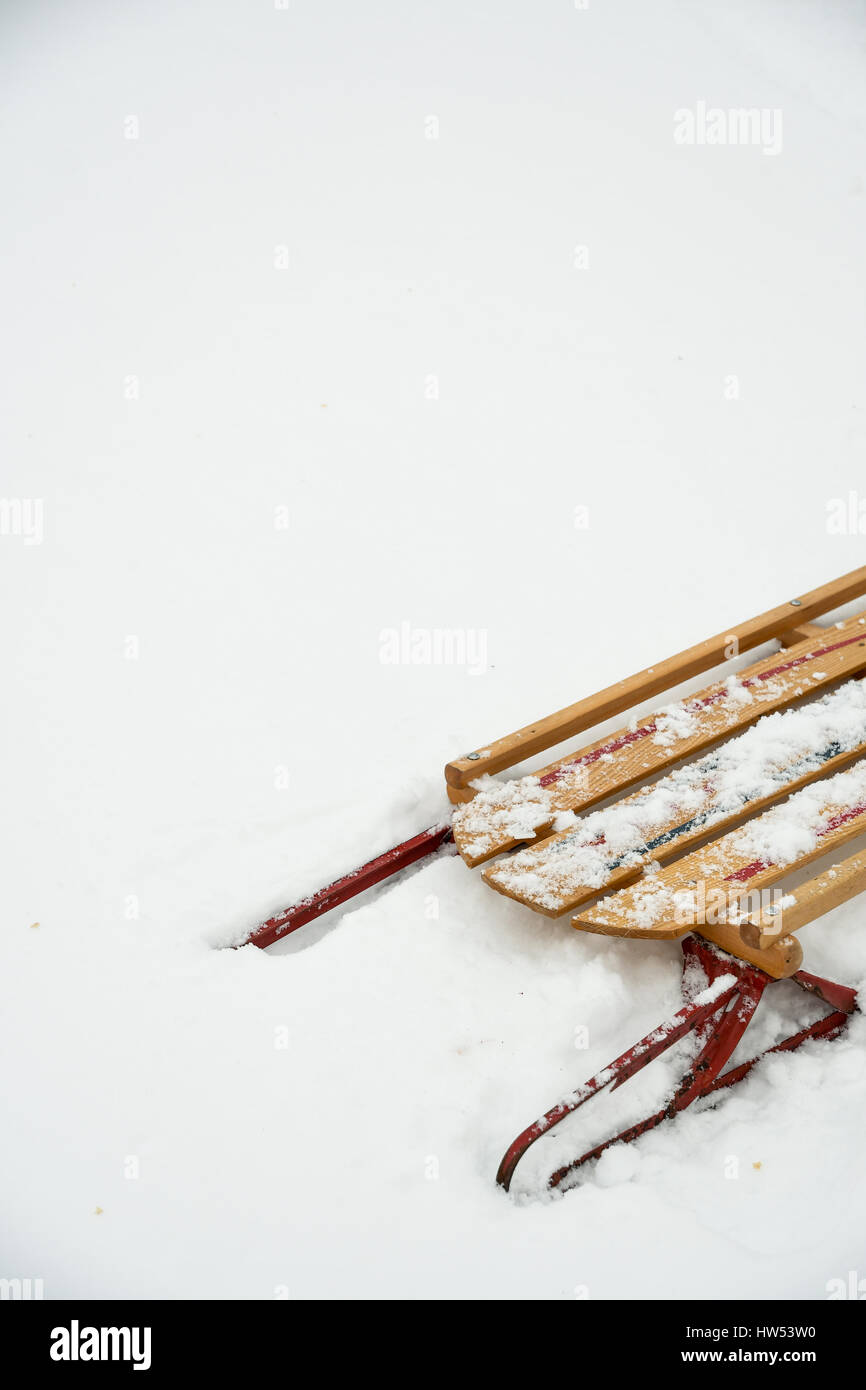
[
  {"x1": 466, "y1": 752, "x2": 481, "y2": 760},
  {"x1": 790, "y1": 599, "x2": 802, "y2": 606}
]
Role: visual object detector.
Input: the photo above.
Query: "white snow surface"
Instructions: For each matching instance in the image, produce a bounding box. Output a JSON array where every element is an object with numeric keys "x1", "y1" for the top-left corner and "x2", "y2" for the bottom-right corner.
[
  {"x1": 484, "y1": 680, "x2": 866, "y2": 909},
  {"x1": 3, "y1": 0, "x2": 866, "y2": 1300},
  {"x1": 608, "y1": 753, "x2": 866, "y2": 932}
]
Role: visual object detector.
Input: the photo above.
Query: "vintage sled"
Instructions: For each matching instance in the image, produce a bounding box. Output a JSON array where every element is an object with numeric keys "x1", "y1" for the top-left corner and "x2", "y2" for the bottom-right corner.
[{"x1": 241, "y1": 565, "x2": 866, "y2": 1194}]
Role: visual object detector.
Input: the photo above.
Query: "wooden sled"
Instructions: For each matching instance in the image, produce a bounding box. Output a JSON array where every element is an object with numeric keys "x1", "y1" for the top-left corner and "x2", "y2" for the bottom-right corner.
[
  {"x1": 242, "y1": 566, "x2": 866, "y2": 1196},
  {"x1": 448, "y1": 568, "x2": 866, "y2": 1192}
]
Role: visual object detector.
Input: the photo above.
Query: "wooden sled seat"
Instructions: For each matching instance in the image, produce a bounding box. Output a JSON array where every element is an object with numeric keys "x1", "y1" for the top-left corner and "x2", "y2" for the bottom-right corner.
[
  {"x1": 481, "y1": 678, "x2": 866, "y2": 918},
  {"x1": 453, "y1": 613, "x2": 866, "y2": 867},
  {"x1": 449, "y1": 565, "x2": 866, "y2": 983},
  {"x1": 571, "y1": 758, "x2": 866, "y2": 973}
]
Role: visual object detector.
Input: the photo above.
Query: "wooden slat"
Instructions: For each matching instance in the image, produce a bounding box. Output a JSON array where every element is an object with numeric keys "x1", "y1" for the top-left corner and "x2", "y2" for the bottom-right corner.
[
  {"x1": 739, "y1": 850, "x2": 866, "y2": 949},
  {"x1": 570, "y1": 768, "x2": 866, "y2": 950},
  {"x1": 481, "y1": 722, "x2": 866, "y2": 916},
  {"x1": 445, "y1": 565, "x2": 866, "y2": 790},
  {"x1": 453, "y1": 616, "x2": 866, "y2": 866}
]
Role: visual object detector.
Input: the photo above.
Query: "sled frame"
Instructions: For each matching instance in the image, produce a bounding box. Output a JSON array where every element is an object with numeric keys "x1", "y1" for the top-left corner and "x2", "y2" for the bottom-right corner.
[
  {"x1": 233, "y1": 568, "x2": 866, "y2": 1199},
  {"x1": 496, "y1": 935, "x2": 858, "y2": 1193}
]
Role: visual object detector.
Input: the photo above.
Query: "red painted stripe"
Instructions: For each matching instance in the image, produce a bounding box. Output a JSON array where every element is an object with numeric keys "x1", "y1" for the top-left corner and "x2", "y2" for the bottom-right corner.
[
  {"x1": 538, "y1": 631, "x2": 866, "y2": 790},
  {"x1": 725, "y1": 858, "x2": 770, "y2": 884},
  {"x1": 723, "y1": 799, "x2": 866, "y2": 885},
  {"x1": 738, "y1": 633, "x2": 864, "y2": 688},
  {"x1": 538, "y1": 724, "x2": 655, "y2": 785},
  {"x1": 817, "y1": 800, "x2": 866, "y2": 837}
]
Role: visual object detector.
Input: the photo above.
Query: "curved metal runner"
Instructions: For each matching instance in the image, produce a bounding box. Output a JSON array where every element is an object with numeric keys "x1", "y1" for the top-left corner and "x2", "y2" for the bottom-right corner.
[{"x1": 496, "y1": 936, "x2": 857, "y2": 1193}]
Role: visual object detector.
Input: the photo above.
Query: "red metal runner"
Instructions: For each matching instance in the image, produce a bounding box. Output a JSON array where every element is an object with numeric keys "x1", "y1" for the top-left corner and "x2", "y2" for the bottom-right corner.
[
  {"x1": 497, "y1": 935, "x2": 858, "y2": 1194},
  {"x1": 244, "y1": 824, "x2": 453, "y2": 949}
]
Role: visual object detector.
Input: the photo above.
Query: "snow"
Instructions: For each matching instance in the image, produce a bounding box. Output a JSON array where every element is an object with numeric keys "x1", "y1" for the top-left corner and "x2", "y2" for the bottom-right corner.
[
  {"x1": 3, "y1": 0, "x2": 866, "y2": 1300},
  {"x1": 586, "y1": 757, "x2": 866, "y2": 935},
  {"x1": 454, "y1": 620, "x2": 866, "y2": 863},
  {"x1": 736, "y1": 763, "x2": 866, "y2": 869},
  {"x1": 652, "y1": 699, "x2": 702, "y2": 745},
  {"x1": 456, "y1": 772, "x2": 558, "y2": 859},
  {"x1": 484, "y1": 680, "x2": 866, "y2": 912}
]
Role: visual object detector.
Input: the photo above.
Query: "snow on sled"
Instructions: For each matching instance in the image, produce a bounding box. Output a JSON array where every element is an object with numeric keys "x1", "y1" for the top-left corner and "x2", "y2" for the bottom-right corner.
[{"x1": 241, "y1": 565, "x2": 866, "y2": 1195}]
